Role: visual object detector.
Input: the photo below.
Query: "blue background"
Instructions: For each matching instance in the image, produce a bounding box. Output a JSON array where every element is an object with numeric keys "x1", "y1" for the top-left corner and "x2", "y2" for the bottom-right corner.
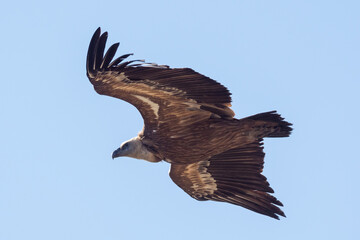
[{"x1": 1, "y1": 1, "x2": 359, "y2": 239}]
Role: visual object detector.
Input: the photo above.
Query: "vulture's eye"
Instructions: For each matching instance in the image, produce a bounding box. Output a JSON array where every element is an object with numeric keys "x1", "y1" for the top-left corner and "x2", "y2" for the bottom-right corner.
[{"x1": 122, "y1": 143, "x2": 129, "y2": 149}]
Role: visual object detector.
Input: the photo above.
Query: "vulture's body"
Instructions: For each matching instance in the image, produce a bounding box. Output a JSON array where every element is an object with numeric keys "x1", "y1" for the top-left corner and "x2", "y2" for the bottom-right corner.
[{"x1": 86, "y1": 28, "x2": 292, "y2": 219}]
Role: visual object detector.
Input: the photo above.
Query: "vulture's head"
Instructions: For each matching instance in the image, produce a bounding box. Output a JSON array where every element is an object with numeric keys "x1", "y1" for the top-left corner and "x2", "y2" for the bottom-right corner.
[
  {"x1": 112, "y1": 138, "x2": 140, "y2": 159},
  {"x1": 111, "y1": 137, "x2": 160, "y2": 163}
]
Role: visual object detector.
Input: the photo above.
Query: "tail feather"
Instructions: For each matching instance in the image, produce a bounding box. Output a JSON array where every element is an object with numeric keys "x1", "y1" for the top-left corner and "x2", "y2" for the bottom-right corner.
[{"x1": 246, "y1": 111, "x2": 293, "y2": 138}]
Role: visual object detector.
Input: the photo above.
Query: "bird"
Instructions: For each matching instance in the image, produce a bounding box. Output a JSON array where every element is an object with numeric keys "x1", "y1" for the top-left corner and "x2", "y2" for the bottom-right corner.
[{"x1": 86, "y1": 27, "x2": 292, "y2": 220}]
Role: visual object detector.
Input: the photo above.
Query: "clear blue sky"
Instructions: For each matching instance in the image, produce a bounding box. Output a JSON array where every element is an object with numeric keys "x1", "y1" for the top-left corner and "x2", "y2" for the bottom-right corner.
[{"x1": 1, "y1": 1, "x2": 359, "y2": 239}]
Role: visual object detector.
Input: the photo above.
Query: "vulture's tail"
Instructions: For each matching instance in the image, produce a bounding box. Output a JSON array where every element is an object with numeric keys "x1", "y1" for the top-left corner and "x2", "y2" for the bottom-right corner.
[{"x1": 245, "y1": 111, "x2": 293, "y2": 138}]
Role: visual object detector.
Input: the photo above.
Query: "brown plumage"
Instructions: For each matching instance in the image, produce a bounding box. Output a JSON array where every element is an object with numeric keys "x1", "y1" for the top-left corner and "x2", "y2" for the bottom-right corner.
[{"x1": 86, "y1": 28, "x2": 293, "y2": 219}]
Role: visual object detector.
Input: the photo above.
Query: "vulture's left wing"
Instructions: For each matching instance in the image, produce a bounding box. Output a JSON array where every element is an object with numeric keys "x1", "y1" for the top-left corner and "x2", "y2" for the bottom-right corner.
[
  {"x1": 86, "y1": 28, "x2": 235, "y2": 136},
  {"x1": 169, "y1": 140, "x2": 285, "y2": 219}
]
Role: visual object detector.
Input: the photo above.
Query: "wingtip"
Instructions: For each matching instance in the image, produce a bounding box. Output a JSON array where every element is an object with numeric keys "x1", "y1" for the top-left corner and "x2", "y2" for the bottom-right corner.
[
  {"x1": 275, "y1": 211, "x2": 286, "y2": 220},
  {"x1": 101, "y1": 31, "x2": 108, "y2": 38},
  {"x1": 95, "y1": 27, "x2": 101, "y2": 34}
]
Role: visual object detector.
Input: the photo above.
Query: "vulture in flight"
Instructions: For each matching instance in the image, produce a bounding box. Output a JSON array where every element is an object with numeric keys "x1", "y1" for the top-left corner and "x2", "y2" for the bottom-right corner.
[{"x1": 86, "y1": 28, "x2": 292, "y2": 219}]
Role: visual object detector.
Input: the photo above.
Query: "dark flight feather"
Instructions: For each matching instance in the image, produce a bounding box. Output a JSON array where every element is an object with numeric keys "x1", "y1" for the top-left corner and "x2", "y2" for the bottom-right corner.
[
  {"x1": 108, "y1": 53, "x2": 133, "y2": 68},
  {"x1": 86, "y1": 27, "x2": 101, "y2": 76},
  {"x1": 94, "y1": 32, "x2": 107, "y2": 70},
  {"x1": 100, "y1": 42, "x2": 119, "y2": 69}
]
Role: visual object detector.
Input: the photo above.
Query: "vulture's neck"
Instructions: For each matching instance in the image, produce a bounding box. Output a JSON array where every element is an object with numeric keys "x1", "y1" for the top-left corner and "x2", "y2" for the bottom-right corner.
[{"x1": 129, "y1": 137, "x2": 161, "y2": 163}]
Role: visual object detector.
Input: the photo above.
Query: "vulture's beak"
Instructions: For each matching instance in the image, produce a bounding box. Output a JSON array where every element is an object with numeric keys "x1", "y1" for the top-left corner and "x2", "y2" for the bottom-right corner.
[{"x1": 112, "y1": 148, "x2": 122, "y2": 159}]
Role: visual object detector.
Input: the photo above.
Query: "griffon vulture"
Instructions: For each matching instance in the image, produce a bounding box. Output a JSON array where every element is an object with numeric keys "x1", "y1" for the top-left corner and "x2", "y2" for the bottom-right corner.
[{"x1": 86, "y1": 28, "x2": 292, "y2": 219}]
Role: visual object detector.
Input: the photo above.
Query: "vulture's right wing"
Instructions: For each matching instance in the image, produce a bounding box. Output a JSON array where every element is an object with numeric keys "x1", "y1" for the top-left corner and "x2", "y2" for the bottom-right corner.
[{"x1": 169, "y1": 140, "x2": 285, "y2": 219}]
